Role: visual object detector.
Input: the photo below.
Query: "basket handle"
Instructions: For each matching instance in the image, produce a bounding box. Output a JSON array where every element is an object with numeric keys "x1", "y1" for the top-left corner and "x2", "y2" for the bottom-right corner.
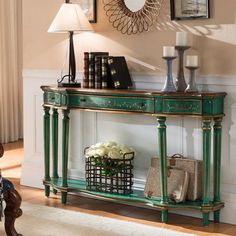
[
  {"x1": 169, "y1": 153, "x2": 185, "y2": 166},
  {"x1": 84, "y1": 147, "x2": 90, "y2": 155},
  {"x1": 170, "y1": 153, "x2": 184, "y2": 159},
  {"x1": 123, "y1": 152, "x2": 135, "y2": 160}
]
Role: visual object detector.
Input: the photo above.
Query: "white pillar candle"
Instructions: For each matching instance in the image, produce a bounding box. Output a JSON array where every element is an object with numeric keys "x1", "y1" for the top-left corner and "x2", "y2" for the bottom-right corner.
[
  {"x1": 186, "y1": 55, "x2": 198, "y2": 67},
  {"x1": 163, "y1": 46, "x2": 175, "y2": 57},
  {"x1": 176, "y1": 32, "x2": 188, "y2": 46}
]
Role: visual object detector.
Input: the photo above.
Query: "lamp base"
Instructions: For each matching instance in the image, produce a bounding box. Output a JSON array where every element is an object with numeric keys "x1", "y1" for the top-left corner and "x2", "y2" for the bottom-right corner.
[{"x1": 58, "y1": 82, "x2": 81, "y2": 88}]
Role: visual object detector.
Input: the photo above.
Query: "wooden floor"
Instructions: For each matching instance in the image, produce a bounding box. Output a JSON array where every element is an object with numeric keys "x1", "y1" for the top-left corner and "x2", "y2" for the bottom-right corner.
[{"x1": 1, "y1": 141, "x2": 236, "y2": 236}]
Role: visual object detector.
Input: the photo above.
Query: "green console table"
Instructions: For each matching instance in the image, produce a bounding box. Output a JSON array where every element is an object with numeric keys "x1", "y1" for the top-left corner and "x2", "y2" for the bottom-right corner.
[{"x1": 41, "y1": 85, "x2": 226, "y2": 226}]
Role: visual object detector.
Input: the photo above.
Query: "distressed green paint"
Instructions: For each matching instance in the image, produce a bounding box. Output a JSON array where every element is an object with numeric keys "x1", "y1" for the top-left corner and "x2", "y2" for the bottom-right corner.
[
  {"x1": 202, "y1": 118, "x2": 211, "y2": 206},
  {"x1": 214, "y1": 210, "x2": 220, "y2": 223},
  {"x1": 52, "y1": 108, "x2": 59, "y2": 179},
  {"x1": 61, "y1": 109, "x2": 70, "y2": 203},
  {"x1": 203, "y1": 212, "x2": 209, "y2": 226},
  {"x1": 154, "y1": 96, "x2": 163, "y2": 113},
  {"x1": 161, "y1": 210, "x2": 168, "y2": 223},
  {"x1": 62, "y1": 93, "x2": 68, "y2": 106},
  {"x1": 44, "y1": 178, "x2": 224, "y2": 211},
  {"x1": 46, "y1": 92, "x2": 62, "y2": 106},
  {"x1": 202, "y1": 98, "x2": 213, "y2": 116},
  {"x1": 61, "y1": 192, "x2": 67, "y2": 204},
  {"x1": 163, "y1": 99, "x2": 201, "y2": 115},
  {"x1": 41, "y1": 86, "x2": 227, "y2": 225},
  {"x1": 69, "y1": 95, "x2": 154, "y2": 113},
  {"x1": 41, "y1": 86, "x2": 226, "y2": 117},
  {"x1": 213, "y1": 117, "x2": 222, "y2": 203},
  {"x1": 202, "y1": 96, "x2": 224, "y2": 116},
  {"x1": 213, "y1": 117, "x2": 222, "y2": 223},
  {"x1": 212, "y1": 97, "x2": 224, "y2": 115},
  {"x1": 43, "y1": 106, "x2": 51, "y2": 197},
  {"x1": 157, "y1": 117, "x2": 168, "y2": 204}
]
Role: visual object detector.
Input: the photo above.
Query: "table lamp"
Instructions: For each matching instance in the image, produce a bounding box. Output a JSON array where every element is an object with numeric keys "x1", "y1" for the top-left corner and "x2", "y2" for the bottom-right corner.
[{"x1": 48, "y1": 1, "x2": 93, "y2": 87}]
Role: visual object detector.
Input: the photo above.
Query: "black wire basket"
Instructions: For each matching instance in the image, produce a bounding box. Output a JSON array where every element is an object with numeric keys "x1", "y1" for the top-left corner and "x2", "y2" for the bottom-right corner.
[{"x1": 85, "y1": 152, "x2": 134, "y2": 195}]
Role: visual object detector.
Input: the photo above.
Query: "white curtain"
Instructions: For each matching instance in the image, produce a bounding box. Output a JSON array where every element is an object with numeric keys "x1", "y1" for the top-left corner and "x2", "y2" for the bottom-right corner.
[{"x1": 0, "y1": 0, "x2": 23, "y2": 143}]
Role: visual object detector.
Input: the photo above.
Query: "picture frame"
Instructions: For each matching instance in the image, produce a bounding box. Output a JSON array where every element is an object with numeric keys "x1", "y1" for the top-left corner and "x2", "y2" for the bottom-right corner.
[
  {"x1": 170, "y1": 0, "x2": 210, "y2": 20},
  {"x1": 71, "y1": 0, "x2": 97, "y2": 23}
]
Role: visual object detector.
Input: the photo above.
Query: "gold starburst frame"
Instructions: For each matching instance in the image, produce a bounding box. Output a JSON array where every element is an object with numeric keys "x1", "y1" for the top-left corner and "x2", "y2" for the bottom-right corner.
[{"x1": 103, "y1": 0, "x2": 164, "y2": 35}]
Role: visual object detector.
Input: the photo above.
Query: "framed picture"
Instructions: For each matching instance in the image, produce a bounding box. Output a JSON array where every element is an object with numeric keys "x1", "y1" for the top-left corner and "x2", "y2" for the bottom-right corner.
[
  {"x1": 71, "y1": 0, "x2": 97, "y2": 23},
  {"x1": 170, "y1": 0, "x2": 210, "y2": 20}
]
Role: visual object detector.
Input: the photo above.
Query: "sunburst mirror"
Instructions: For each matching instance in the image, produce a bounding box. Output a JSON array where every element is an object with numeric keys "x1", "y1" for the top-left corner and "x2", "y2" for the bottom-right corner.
[{"x1": 103, "y1": 0, "x2": 164, "y2": 35}]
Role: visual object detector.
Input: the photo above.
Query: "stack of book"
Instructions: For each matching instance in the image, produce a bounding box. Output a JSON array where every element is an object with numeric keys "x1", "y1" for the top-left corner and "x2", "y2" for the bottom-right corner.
[{"x1": 83, "y1": 52, "x2": 133, "y2": 89}]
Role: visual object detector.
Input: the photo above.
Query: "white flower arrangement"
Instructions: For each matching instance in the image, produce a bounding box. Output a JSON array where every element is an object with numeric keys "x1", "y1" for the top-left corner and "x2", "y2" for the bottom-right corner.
[{"x1": 85, "y1": 141, "x2": 135, "y2": 160}]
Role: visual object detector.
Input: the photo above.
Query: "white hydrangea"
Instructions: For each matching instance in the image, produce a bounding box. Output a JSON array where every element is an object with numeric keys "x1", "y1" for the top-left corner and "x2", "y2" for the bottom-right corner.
[
  {"x1": 108, "y1": 149, "x2": 122, "y2": 159},
  {"x1": 85, "y1": 141, "x2": 135, "y2": 160},
  {"x1": 94, "y1": 142, "x2": 105, "y2": 149},
  {"x1": 104, "y1": 141, "x2": 117, "y2": 147},
  {"x1": 94, "y1": 147, "x2": 107, "y2": 157},
  {"x1": 85, "y1": 148, "x2": 96, "y2": 158}
]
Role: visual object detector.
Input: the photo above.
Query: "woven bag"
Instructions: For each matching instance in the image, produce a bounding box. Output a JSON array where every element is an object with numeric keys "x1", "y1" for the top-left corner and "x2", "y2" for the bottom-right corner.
[
  {"x1": 168, "y1": 154, "x2": 202, "y2": 200},
  {"x1": 144, "y1": 158, "x2": 189, "y2": 203}
]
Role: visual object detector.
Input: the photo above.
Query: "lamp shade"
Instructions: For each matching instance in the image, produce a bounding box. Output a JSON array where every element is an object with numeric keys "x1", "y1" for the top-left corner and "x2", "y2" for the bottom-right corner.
[{"x1": 48, "y1": 3, "x2": 93, "y2": 33}]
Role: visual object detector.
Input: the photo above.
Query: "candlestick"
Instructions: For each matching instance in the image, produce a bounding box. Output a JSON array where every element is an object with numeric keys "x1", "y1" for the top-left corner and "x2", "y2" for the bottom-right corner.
[
  {"x1": 163, "y1": 46, "x2": 175, "y2": 57},
  {"x1": 185, "y1": 66, "x2": 198, "y2": 92},
  {"x1": 186, "y1": 55, "x2": 198, "y2": 67},
  {"x1": 176, "y1": 32, "x2": 188, "y2": 46},
  {"x1": 175, "y1": 46, "x2": 190, "y2": 92},
  {"x1": 162, "y1": 56, "x2": 177, "y2": 92}
]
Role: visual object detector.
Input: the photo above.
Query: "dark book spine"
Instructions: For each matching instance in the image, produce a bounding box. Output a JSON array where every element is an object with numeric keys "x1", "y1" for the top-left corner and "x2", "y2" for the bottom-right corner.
[
  {"x1": 95, "y1": 56, "x2": 102, "y2": 89},
  {"x1": 107, "y1": 56, "x2": 132, "y2": 89},
  {"x1": 88, "y1": 53, "x2": 95, "y2": 88},
  {"x1": 107, "y1": 57, "x2": 121, "y2": 88},
  {"x1": 83, "y1": 52, "x2": 89, "y2": 88},
  {"x1": 101, "y1": 57, "x2": 108, "y2": 89}
]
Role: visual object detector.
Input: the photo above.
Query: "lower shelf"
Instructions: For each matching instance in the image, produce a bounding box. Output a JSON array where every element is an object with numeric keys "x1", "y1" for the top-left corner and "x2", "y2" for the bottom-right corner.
[{"x1": 44, "y1": 178, "x2": 224, "y2": 213}]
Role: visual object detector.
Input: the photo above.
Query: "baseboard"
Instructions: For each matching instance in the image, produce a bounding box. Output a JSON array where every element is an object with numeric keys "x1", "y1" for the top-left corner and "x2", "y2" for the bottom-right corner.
[{"x1": 20, "y1": 161, "x2": 44, "y2": 189}]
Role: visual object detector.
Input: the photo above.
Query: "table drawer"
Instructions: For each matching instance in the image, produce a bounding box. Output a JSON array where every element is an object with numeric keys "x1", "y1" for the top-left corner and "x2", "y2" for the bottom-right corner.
[
  {"x1": 69, "y1": 95, "x2": 154, "y2": 113},
  {"x1": 44, "y1": 92, "x2": 62, "y2": 106},
  {"x1": 162, "y1": 99, "x2": 202, "y2": 115}
]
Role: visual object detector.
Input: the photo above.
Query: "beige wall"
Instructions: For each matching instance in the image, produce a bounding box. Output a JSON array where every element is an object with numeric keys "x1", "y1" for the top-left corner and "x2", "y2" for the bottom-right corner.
[{"x1": 23, "y1": 0, "x2": 236, "y2": 76}]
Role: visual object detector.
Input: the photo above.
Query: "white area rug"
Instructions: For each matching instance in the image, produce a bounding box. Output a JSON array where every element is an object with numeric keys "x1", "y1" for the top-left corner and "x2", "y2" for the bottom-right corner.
[{"x1": 0, "y1": 202, "x2": 195, "y2": 236}]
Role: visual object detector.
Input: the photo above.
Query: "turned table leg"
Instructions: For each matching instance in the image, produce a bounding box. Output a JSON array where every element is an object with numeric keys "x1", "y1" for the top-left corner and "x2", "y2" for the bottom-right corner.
[
  {"x1": 202, "y1": 117, "x2": 212, "y2": 226},
  {"x1": 43, "y1": 106, "x2": 51, "y2": 197},
  {"x1": 52, "y1": 108, "x2": 59, "y2": 194},
  {"x1": 4, "y1": 188, "x2": 23, "y2": 236},
  {"x1": 61, "y1": 109, "x2": 70, "y2": 204},
  {"x1": 213, "y1": 117, "x2": 223, "y2": 223},
  {"x1": 157, "y1": 117, "x2": 168, "y2": 223}
]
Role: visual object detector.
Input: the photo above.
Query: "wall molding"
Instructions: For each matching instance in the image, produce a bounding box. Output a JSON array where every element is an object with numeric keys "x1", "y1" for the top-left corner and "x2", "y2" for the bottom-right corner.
[
  {"x1": 132, "y1": 72, "x2": 236, "y2": 86},
  {"x1": 23, "y1": 69, "x2": 236, "y2": 86}
]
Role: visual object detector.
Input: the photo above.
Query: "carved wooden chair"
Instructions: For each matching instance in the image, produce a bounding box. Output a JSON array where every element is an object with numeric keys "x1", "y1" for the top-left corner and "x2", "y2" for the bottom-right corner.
[{"x1": 0, "y1": 143, "x2": 22, "y2": 236}]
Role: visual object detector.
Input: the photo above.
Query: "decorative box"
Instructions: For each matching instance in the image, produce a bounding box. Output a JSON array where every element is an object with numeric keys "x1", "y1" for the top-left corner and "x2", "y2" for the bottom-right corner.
[{"x1": 85, "y1": 153, "x2": 134, "y2": 195}]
